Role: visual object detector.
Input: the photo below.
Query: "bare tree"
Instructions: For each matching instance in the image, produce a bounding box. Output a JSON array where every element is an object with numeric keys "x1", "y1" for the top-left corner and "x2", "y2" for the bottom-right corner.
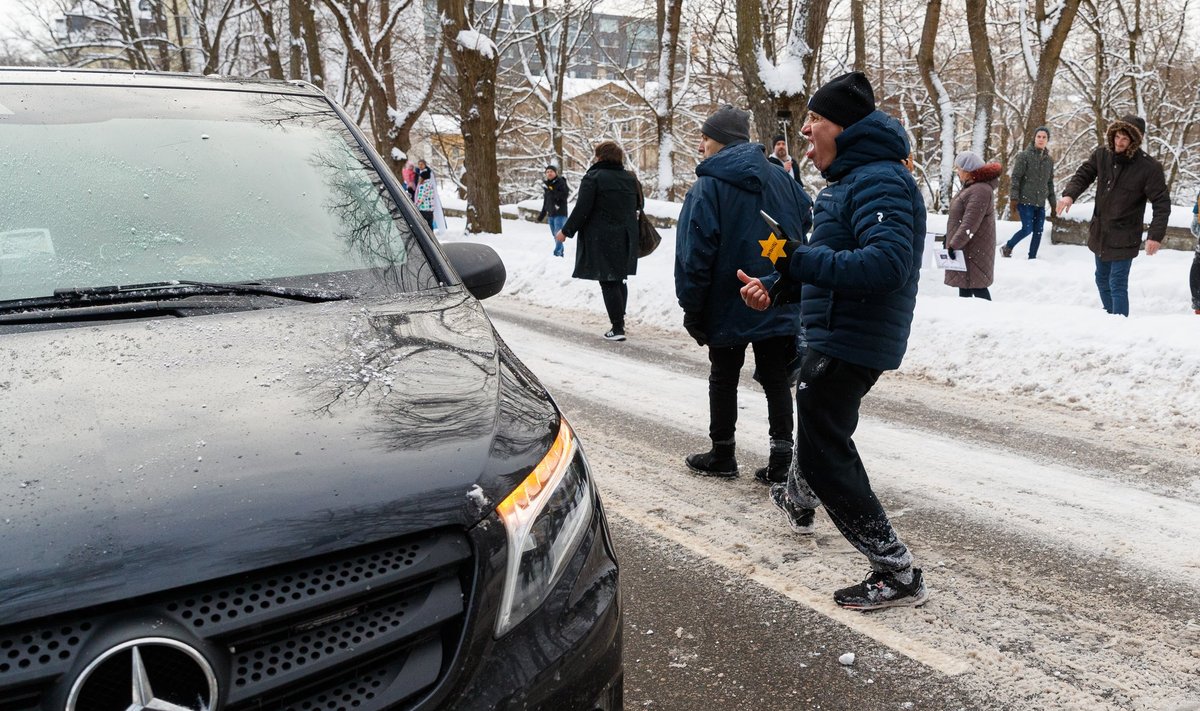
[
  {"x1": 917, "y1": 0, "x2": 955, "y2": 209},
  {"x1": 851, "y1": 0, "x2": 867, "y2": 72},
  {"x1": 323, "y1": 0, "x2": 444, "y2": 172},
  {"x1": 735, "y1": 0, "x2": 832, "y2": 148},
  {"x1": 965, "y1": 0, "x2": 996, "y2": 156},
  {"x1": 1019, "y1": 0, "x2": 1085, "y2": 147},
  {"x1": 249, "y1": 0, "x2": 285, "y2": 78},
  {"x1": 439, "y1": 0, "x2": 502, "y2": 233},
  {"x1": 516, "y1": 0, "x2": 596, "y2": 167}
]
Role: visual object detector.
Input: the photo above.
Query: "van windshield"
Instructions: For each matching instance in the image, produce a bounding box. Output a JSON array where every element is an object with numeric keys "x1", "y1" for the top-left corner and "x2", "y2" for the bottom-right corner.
[{"x1": 0, "y1": 84, "x2": 435, "y2": 302}]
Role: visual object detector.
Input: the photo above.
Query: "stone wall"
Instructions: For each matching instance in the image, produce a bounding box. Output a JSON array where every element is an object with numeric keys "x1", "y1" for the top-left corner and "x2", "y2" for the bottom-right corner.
[{"x1": 1051, "y1": 218, "x2": 1194, "y2": 251}]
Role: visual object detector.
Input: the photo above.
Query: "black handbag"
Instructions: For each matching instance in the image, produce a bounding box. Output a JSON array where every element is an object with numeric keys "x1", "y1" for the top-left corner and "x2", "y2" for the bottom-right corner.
[
  {"x1": 637, "y1": 211, "x2": 661, "y2": 258},
  {"x1": 633, "y1": 178, "x2": 660, "y2": 258}
]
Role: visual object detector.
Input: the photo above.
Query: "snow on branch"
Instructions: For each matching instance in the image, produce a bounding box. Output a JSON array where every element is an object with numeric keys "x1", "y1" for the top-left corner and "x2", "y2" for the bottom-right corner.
[
  {"x1": 756, "y1": 43, "x2": 809, "y2": 96},
  {"x1": 456, "y1": 29, "x2": 497, "y2": 59}
]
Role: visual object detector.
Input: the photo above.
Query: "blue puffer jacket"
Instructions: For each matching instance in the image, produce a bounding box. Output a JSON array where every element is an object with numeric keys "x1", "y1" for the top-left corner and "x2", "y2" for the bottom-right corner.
[
  {"x1": 675, "y1": 142, "x2": 813, "y2": 347},
  {"x1": 772, "y1": 110, "x2": 925, "y2": 371}
]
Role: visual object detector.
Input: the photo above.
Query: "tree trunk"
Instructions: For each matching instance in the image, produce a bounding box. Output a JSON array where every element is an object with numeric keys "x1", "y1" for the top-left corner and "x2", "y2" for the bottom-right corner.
[
  {"x1": 851, "y1": 0, "x2": 866, "y2": 72},
  {"x1": 965, "y1": 0, "x2": 995, "y2": 157},
  {"x1": 287, "y1": 0, "x2": 303, "y2": 80},
  {"x1": 251, "y1": 0, "x2": 286, "y2": 80},
  {"x1": 148, "y1": 0, "x2": 171, "y2": 70},
  {"x1": 1021, "y1": 0, "x2": 1084, "y2": 146},
  {"x1": 734, "y1": 0, "x2": 771, "y2": 139},
  {"x1": 199, "y1": 0, "x2": 237, "y2": 76},
  {"x1": 917, "y1": 0, "x2": 954, "y2": 210},
  {"x1": 735, "y1": 0, "x2": 828, "y2": 149},
  {"x1": 440, "y1": 0, "x2": 502, "y2": 234},
  {"x1": 653, "y1": 0, "x2": 683, "y2": 199},
  {"x1": 298, "y1": 0, "x2": 325, "y2": 87},
  {"x1": 526, "y1": 0, "x2": 570, "y2": 167},
  {"x1": 114, "y1": 0, "x2": 152, "y2": 69}
]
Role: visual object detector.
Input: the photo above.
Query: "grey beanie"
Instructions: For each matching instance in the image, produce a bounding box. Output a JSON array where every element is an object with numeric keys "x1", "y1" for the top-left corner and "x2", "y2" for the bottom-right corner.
[
  {"x1": 954, "y1": 151, "x2": 985, "y2": 172},
  {"x1": 702, "y1": 105, "x2": 751, "y2": 146}
]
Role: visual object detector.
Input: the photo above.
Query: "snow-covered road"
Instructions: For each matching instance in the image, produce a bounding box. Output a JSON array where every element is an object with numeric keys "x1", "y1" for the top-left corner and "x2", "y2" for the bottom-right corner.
[{"x1": 487, "y1": 297, "x2": 1200, "y2": 710}]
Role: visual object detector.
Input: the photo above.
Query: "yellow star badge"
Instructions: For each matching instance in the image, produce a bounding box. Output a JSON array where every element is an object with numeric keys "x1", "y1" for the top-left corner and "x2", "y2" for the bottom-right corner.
[{"x1": 760, "y1": 233, "x2": 788, "y2": 264}]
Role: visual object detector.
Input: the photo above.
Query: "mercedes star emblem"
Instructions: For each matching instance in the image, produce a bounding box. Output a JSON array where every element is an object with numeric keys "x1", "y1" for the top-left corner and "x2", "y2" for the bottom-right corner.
[{"x1": 66, "y1": 636, "x2": 219, "y2": 711}]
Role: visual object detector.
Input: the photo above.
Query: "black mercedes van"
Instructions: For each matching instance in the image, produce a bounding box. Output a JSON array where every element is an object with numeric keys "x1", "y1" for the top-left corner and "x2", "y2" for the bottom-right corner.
[{"x1": 0, "y1": 68, "x2": 621, "y2": 711}]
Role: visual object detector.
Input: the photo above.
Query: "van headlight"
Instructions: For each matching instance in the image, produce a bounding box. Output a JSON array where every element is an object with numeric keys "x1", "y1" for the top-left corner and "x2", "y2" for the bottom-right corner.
[{"x1": 494, "y1": 418, "x2": 593, "y2": 637}]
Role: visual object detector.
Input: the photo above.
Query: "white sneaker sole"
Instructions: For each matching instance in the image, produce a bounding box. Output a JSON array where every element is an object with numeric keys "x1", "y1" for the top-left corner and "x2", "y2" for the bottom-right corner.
[{"x1": 837, "y1": 587, "x2": 929, "y2": 611}]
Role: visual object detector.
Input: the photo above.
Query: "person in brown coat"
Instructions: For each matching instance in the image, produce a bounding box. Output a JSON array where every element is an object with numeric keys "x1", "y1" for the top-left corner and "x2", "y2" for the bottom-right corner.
[
  {"x1": 1057, "y1": 114, "x2": 1170, "y2": 316},
  {"x1": 944, "y1": 151, "x2": 1001, "y2": 300}
]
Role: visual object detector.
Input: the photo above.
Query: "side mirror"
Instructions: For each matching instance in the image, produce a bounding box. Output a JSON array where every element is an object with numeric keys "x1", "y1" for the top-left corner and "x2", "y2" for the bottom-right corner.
[{"x1": 441, "y1": 242, "x2": 506, "y2": 300}]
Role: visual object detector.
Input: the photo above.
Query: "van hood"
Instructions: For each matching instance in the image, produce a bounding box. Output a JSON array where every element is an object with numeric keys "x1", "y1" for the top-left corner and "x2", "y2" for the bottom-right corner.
[{"x1": 0, "y1": 287, "x2": 558, "y2": 621}]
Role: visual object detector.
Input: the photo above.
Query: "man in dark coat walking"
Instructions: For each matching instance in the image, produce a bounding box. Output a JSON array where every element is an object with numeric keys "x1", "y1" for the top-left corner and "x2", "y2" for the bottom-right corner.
[
  {"x1": 1058, "y1": 114, "x2": 1170, "y2": 317},
  {"x1": 738, "y1": 72, "x2": 927, "y2": 611},
  {"x1": 537, "y1": 165, "x2": 570, "y2": 257},
  {"x1": 675, "y1": 105, "x2": 812, "y2": 484}
]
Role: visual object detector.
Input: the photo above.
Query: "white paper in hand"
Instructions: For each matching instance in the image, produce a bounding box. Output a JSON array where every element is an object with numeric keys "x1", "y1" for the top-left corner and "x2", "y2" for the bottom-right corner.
[{"x1": 934, "y1": 247, "x2": 967, "y2": 271}]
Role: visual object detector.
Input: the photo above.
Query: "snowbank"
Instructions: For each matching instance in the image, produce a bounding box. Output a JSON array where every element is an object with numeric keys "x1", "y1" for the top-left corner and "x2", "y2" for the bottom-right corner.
[{"x1": 438, "y1": 208, "x2": 1200, "y2": 431}]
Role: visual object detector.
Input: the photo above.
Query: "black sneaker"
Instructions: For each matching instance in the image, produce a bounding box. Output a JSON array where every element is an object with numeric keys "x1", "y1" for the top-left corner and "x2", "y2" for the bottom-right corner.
[
  {"x1": 833, "y1": 568, "x2": 928, "y2": 610},
  {"x1": 768, "y1": 483, "x2": 814, "y2": 534},
  {"x1": 753, "y1": 450, "x2": 791, "y2": 485},
  {"x1": 685, "y1": 450, "x2": 737, "y2": 478},
  {"x1": 603, "y1": 328, "x2": 626, "y2": 341}
]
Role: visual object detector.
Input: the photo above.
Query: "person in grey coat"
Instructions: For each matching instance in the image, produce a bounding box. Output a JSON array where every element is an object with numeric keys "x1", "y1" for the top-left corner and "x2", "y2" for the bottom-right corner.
[
  {"x1": 944, "y1": 152, "x2": 1001, "y2": 300},
  {"x1": 556, "y1": 140, "x2": 640, "y2": 340},
  {"x1": 1002, "y1": 126, "x2": 1056, "y2": 259}
]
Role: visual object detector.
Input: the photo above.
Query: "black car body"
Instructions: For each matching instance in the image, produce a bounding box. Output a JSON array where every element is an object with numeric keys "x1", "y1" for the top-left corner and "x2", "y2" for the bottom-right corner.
[{"x1": 0, "y1": 69, "x2": 621, "y2": 711}]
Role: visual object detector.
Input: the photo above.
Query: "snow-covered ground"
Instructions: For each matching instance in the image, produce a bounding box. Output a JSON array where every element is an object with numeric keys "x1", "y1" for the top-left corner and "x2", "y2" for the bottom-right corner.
[{"x1": 438, "y1": 197, "x2": 1200, "y2": 431}]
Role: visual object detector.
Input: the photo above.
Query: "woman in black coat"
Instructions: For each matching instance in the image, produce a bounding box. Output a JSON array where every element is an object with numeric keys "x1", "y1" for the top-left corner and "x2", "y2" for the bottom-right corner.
[{"x1": 555, "y1": 140, "x2": 640, "y2": 341}]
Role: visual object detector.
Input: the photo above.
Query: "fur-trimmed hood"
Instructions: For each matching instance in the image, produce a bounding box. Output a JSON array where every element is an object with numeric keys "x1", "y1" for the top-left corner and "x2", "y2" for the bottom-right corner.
[
  {"x1": 966, "y1": 161, "x2": 1003, "y2": 185},
  {"x1": 1107, "y1": 114, "x2": 1145, "y2": 159}
]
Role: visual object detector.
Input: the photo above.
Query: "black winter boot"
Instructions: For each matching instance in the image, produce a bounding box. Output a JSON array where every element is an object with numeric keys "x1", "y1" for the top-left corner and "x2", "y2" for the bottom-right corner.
[
  {"x1": 685, "y1": 441, "x2": 737, "y2": 478},
  {"x1": 754, "y1": 440, "x2": 793, "y2": 485}
]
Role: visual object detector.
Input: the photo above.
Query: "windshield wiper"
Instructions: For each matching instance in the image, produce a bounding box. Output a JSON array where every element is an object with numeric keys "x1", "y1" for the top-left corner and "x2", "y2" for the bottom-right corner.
[{"x1": 0, "y1": 280, "x2": 353, "y2": 315}]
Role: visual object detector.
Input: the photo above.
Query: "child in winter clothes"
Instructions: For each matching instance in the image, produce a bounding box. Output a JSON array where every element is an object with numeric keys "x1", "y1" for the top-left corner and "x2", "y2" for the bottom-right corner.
[{"x1": 414, "y1": 160, "x2": 435, "y2": 229}]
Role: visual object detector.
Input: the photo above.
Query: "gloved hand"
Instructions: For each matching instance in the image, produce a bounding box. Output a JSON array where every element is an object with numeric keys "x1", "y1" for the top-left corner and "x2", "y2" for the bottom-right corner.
[
  {"x1": 772, "y1": 238, "x2": 805, "y2": 278},
  {"x1": 537, "y1": 213, "x2": 546, "y2": 223},
  {"x1": 946, "y1": 247, "x2": 956, "y2": 259},
  {"x1": 683, "y1": 312, "x2": 707, "y2": 347}
]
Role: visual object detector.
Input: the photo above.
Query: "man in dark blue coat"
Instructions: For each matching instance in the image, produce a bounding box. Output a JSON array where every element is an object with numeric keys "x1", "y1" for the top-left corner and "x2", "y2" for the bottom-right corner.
[
  {"x1": 739, "y1": 72, "x2": 927, "y2": 610},
  {"x1": 675, "y1": 105, "x2": 812, "y2": 483}
]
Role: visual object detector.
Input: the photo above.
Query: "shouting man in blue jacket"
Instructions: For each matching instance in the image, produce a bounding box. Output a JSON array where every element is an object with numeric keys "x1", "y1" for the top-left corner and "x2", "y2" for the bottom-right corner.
[
  {"x1": 738, "y1": 72, "x2": 928, "y2": 610},
  {"x1": 675, "y1": 105, "x2": 813, "y2": 483}
]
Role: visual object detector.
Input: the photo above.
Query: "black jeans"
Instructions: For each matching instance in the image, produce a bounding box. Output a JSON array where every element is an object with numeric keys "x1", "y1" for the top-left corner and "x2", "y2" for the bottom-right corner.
[
  {"x1": 419, "y1": 210, "x2": 435, "y2": 229},
  {"x1": 707, "y1": 335, "x2": 795, "y2": 446},
  {"x1": 958, "y1": 287, "x2": 992, "y2": 300},
  {"x1": 598, "y1": 280, "x2": 627, "y2": 330},
  {"x1": 787, "y1": 350, "x2": 913, "y2": 574}
]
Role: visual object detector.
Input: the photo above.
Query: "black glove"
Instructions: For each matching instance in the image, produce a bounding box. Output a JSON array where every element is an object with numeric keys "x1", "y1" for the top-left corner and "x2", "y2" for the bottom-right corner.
[
  {"x1": 683, "y1": 312, "x2": 707, "y2": 347},
  {"x1": 767, "y1": 239, "x2": 804, "y2": 307},
  {"x1": 537, "y1": 213, "x2": 546, "y2": 223},
  {"x1": 946, "y1": 246, "x2": 956, "y2": 259},
  {"x1": 772, "y1": 238, "x2": 805, "y2": 277}
]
